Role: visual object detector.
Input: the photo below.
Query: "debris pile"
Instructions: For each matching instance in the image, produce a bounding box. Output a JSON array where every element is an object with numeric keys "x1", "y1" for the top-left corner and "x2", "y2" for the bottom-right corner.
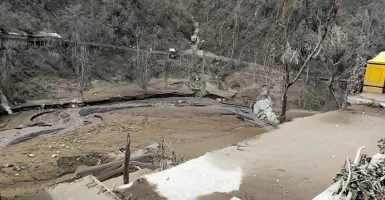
[
  {"x1": 315, "y1": 140, "x2": 385, "y2": 200},
  {"x1": 14, "y1": 138, "x2": 185, "y2": 200}
]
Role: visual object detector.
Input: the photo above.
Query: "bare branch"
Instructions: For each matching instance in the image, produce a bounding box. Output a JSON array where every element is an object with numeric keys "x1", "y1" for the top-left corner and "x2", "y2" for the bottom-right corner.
[{"x1": 289, "y1": 0, "x2": 340, "y2": 86}]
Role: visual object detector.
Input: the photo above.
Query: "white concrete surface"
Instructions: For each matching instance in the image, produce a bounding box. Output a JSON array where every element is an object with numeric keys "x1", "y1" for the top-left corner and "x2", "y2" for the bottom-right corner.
[
  {"x1": 103, "y1": 168, "x2": 153, "y2": 190},
  {"x1": 145, "y1": 155, "x2": 243, "y2": 200}
]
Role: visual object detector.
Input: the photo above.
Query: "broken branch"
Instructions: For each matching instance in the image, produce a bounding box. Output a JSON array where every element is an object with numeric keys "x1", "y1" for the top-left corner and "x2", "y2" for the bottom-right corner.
[{"x1": 123, "y1": 133, "x2": 131, "y2": 184}]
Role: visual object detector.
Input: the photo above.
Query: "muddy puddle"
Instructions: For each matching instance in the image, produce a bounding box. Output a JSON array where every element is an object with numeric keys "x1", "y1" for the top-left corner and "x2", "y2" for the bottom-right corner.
[{"x1": 0, "y1": 97, "x2": 268, "y2": 198}]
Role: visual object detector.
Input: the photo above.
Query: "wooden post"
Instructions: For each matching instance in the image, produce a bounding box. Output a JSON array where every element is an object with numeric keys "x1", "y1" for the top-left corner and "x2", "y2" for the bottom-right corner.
[{"x1": 123, "y1": 133, "x2": 131, "y2": 184}]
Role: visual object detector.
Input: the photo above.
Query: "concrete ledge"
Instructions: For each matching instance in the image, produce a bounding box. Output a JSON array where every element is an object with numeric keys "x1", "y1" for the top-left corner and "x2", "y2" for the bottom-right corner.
[{"x1": 347, "y1": 92, "x2": 385, "y2": 107}]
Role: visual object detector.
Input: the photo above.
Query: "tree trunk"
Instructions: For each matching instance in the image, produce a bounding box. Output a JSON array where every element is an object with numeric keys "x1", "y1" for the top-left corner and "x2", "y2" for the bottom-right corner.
[
  {"x1": 280, "y1": 86, "x2": 289, "y2": 123},
  {"x1": 0, "y1": 90, "x2": 12, "y2": 115},
  {"x1": 123, "y1": 133, "x2": 131, "y2": 184},
  {"x1": 280, "y1": 63, "x2": 290, "y2": 122},
  {"x1": 164, "y1": 58, "x2": 169, "y2": 90},
  {"x1": 323, "y1": 75, "x2": 341, "y2": 112},
  {"x1": 323, "y1": 77, "x2": 334, "y2": 112},
  {"x1": 79, "y1": 45, "x2": 88, "y2": 101}
]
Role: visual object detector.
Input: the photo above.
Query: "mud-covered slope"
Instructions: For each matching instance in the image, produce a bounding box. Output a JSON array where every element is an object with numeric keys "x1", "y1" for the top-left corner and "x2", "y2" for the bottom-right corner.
[
  {"x1": 0, "y1": 0, "x2": 194, "y2": 49},
  {"x1": 0, "y1": 0, "x2": 196, "y2": 104}
]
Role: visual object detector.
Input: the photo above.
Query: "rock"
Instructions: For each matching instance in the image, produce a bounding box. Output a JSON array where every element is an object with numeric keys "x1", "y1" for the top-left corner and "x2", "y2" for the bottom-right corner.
[
  {"x1": 252, "y1": 86, "x2": 279, "y2": 123},
  {"x1": 28, "y1": 154, "x2": 35, "y2": 158},
  {"x1": 61, "y1": 144, "x2": 66, "y2": 147},
  {"x1": 3, "y1": 163, "x2": 14, "y2": 168},
  {"x1": 13, "y1": 165, "x2": 22, "y2": 172},
  {"x1": 40, "y1": 104, "x2": 46, "y2": 109},
  {"x1": 59, "y1": 112, "x2": 70, "y2": 119},
  {"x1": 52, "y1": 154, "x2": 59, "y2": 158},
  {"x1": 56, "y1": 151, "x2": 61, "y2": 154},
  {"x1": 177, "y1": 100, "x2": 186, "y2": 104}
]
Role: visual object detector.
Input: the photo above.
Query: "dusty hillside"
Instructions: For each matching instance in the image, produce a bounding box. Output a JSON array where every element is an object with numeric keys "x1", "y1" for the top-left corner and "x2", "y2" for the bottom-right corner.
[
  {"x1": 0, "y1": 0, "x2": 383, "y2": 113},
  {"x1": 0, "y1": 0, "x2": 193, "y2": 48},
  {"x1": 179, "y1": 0, "x2": 385, "y2": 112},
  {"x1": 184, "y1": 0, "x2": 385, "y2": 62},
  {"x1": 0, "y1": 0, "x2": 195, "y2": 107}
]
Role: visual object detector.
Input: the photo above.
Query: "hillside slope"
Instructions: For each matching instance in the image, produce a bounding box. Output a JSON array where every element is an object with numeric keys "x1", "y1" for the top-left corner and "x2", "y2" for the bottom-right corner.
[
  {"x1": 0, "y1": 0, "x2": 193, "y2": 49},
  {"x1": 1, "y1": 0, "x2": 384, "y2": 113},
  {"x1": 185, "y1": 0, "x2": 385, "y2": 63},
  {"x1": 0, "y1": 0, "x2": 196, "y2": 106}
]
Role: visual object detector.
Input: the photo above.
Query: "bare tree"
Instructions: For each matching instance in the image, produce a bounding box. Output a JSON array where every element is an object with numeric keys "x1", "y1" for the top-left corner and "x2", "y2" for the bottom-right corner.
[
  {"x1": 164, "y1": 55, "x2": 170, "y2": 90},
  {"x1": 79, "y1": 45, "x2": 89, "y2": 101},
  {"x1": 279, "y1": 0, "x2": 341, "y2": 122}
]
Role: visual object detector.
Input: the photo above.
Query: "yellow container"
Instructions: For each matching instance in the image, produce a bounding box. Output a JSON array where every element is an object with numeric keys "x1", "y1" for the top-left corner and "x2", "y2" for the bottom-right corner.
[{"x1": 363, "y1": 52, "x2": 385, "y2": 93}]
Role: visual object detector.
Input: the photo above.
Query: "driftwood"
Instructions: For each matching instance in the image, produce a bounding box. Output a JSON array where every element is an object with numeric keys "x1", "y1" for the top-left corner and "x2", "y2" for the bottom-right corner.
[
  {"x1": 73, "y1": 160, "x2": 123, "y2": 181},
  {"x1": 74, "y1": 157, "x2": 157, "y2": 182},
  {"x1": 72, "y1": 142, "x2": 161, "y2": 182},
  {"x1": 71, "y1": 141, "x2": 179, "y2": 183},
  {"x1": 123, "y1": 133, "x2": 131, "y2": 184},
  {"x1": 219, "y1": 107, "x2": 277, "y2": 130}
]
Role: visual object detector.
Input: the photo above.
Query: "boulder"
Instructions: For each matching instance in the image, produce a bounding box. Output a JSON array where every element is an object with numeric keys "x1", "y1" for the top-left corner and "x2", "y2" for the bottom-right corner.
[{"x1": 252, "y1": 85, "x2": 279, "y2": 123}]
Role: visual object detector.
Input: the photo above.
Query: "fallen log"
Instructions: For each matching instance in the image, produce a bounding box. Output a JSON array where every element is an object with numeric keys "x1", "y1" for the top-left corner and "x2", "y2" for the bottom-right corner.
[
  {"x1": 219, "y1": 107, "x2": 277, "y2": 130},
  {"x1": 71, "y1": 142, "x2": 166, "y2": 182},
  {"x1": 73, "y1": 155, "x2": 158, "y2": 182}
]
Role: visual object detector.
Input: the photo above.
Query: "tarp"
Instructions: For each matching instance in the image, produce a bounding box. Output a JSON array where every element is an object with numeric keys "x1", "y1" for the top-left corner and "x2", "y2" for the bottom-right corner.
[
  {"x1": 32, "y1": 31, "x2": 63, "y2": 39},
  {"x1": 368, "y1": 52, "x2": 385, "y2": 65}
]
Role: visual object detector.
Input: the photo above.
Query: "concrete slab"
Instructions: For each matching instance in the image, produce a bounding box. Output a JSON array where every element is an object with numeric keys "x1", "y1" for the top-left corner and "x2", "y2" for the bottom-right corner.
[
  {"x1": 102, "y1": 169, "x2": 153, "y2": 190},
  {"x1": 360, "y1": 92, "x2": 385, "y2": 101},
  {"x1": 14, "y1": 176, "x2": 120, "y2": 200},
  {"x1": 348, "y1": 92, "x2": 385, "y2": 107},
  {"x1": 128, "y1": 111, "x2": 385, "y2": 200}
]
